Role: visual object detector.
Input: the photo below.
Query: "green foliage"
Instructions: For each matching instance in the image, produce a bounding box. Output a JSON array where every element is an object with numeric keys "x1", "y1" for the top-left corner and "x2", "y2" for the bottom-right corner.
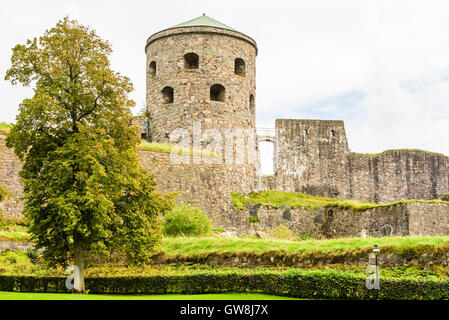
[
  {"x1": 249, "y1": 216, "x2": 260, "y2": 223},
  {"x1": 25, "y1": 247, "x2": 40, "y2": 265},
  {"x1": 163, "y1": 204, "x2": 211, "y2": 237},
  {"x1": 0, "y1": 185, "x2": 12, "y2": 204},
  {"x1": 232, "y1": 190, "x2": 449, "y2": 211},
  {"x1": 3, "y1": 17, "x2": 174, "y2": 286},
  {"x1": 0, "y1": 223, "x2": 30, "y2": 242},
  {"x1": 1, "y1": 270, "x2": 449, "y2": 299},
  {"x1": 0, "y1": 122, "x2": 11, "y2": 136},
  {"x1": 267, "y1": 225, "x2": 294, "y2": 240},
  {"x1": 355, "y1": 149, "x2": 446, "y2": 157},
  {"x1": 160, "y1": 235, "x2": 449, "y2": 256}
]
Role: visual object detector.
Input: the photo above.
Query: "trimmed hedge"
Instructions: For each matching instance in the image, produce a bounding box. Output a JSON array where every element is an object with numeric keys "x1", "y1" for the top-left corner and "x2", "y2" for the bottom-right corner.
[{"x1": 1, "y1": 270, "x2": 449, "y2": 300}]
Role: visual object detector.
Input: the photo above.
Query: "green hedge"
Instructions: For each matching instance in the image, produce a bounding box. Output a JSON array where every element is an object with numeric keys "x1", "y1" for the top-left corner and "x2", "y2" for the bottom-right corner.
[{"x1": 1, "y1": 271, "x2": 448, "y2": 300}]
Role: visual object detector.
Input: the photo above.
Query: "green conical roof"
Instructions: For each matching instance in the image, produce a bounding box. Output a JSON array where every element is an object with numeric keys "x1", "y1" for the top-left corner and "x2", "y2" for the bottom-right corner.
[{"x1": 171, "y1": 14, "x2": 238, "y2": 32}]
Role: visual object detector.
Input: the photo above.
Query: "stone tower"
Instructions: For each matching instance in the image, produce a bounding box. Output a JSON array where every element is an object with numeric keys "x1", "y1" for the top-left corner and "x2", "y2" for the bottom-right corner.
[{"x1": 145, "y1": 15, "x2": 257, "y2": 147}]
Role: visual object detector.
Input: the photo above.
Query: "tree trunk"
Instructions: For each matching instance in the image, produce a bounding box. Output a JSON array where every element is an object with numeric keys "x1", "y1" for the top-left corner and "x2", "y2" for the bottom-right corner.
[{"x1": 74, "y1": 241, "x2": 85, "y2": 293}]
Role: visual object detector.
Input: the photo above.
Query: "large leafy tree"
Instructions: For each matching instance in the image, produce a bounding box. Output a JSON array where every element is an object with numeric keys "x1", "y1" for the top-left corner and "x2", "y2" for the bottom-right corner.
[{"x1": 5, "y1": 17, "x2": 173, "y2": 292}]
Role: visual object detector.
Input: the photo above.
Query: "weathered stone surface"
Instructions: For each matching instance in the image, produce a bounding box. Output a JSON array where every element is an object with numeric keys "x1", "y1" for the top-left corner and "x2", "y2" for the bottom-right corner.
[
  {"x1": 230, "y1": 202, "x2": 449, "y2": 238},
  {"x1": 272, "y1": 119, "x2": 449, "y2": 203}
]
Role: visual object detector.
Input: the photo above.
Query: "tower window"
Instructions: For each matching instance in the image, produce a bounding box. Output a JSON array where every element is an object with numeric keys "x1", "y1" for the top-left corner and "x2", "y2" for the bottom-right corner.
[
  {"x1": 149, "y1": 61, "x2": 156, "y2": 77},
  {"x1": 234, "y1": 58, "x2": 246, "y2": 76},
  {"x1": 184, "y1": 52, "x2": 199, "y2": 69},
  {"x1": 249, "y1": 94, "x2": 255, "y2": 112},
  {"x1": 330, "y1": 130, "x2": 336, "y2": 138},
  {"x1": 210, "y1": 84, "x2": 226, "y2": 102},
  {"x1": 161, "y1": 86, "x2": 174, "y2": 104}
]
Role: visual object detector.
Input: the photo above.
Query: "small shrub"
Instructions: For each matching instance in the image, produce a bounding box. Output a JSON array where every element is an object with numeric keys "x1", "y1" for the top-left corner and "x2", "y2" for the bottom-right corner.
[
  {"x1": 26, "y1": 247, "x2": 40, "y2": 265},
  {"x1": 249, "y1": 216, "x2": 260, "y2": 223},
  {"x1": 268, "y1": 225, "x2": 294, "y2": 240},
  {"x1": 163, "y1": 204, "x2": 211, "y2": 237}
]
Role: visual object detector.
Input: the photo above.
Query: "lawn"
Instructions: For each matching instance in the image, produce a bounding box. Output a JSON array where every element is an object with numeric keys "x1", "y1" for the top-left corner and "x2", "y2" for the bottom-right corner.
[{"x1": 0, "y1": 291, "x2": 300, "y2": 300}]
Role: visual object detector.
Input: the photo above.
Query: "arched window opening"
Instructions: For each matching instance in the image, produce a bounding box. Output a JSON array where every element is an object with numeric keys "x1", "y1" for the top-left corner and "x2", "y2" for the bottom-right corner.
[
  {"x1": 234, "y1": 58, "x2": 246, "y2": 76},
  {"x1": 304, "y1": 129, "x2": 308, "y2": 136},
  {"x1": 327, "y1": 210, "x2": 334, "y2": 221},
  {"x1": 330, "y1": 130, "x2": 336, "y2": 138},
  {"x1": 184, "y1": 52, "x2": 199, "y2": 69},
  {"x1": 210, "y1": 84, "x2": 226, "y2": 102},
  {"x1": 283, "y1": 209, "x2": 291, "y2": 221},
  {"x1": 161, "y1": 86, "x2": 174, "y2": 104},
  {"x1": 149, "y1": 61, "x2": 156, "y2": 77},
  {"x1": 249, "y1": 94, "x2": 255, "y2": 112}
]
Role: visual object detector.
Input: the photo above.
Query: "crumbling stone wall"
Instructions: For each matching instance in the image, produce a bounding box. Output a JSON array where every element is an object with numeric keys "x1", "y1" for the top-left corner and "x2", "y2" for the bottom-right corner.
[
  {"x1": 136, "y1": 150, "x2": 257, "y2": 227},
  {"x1": 273, "y1": 119, "x2": 449, "y2": 203},
  {"x1": 231, "y1": 202, "x2": 449, "y2": 238},
  {"x1": 0, "y1": 134, "x2": 257, "y2": 226},
  {"x1": 0, "y1": 135, "x2": 23, "y2": 220},
  {"x1": 349, "y1": 151, "x2": 449, "y2": 203},
  {"x1": 275, "y1": 119, "x2": 350, "y2": 198}
]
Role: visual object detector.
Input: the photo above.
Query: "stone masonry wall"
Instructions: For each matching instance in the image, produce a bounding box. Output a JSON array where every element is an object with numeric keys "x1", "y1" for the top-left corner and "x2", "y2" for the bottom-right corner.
[
  {"x1": 231, "y1": 202, "x2": 449, "y2": 238},
  {"x1": 0, "y1": 134, "x2": 256, "y2": 227},
  {"x1": 275, "y1": 119, "x2": 350, "y2": 198},
  {"x1": 137, "y1": 150, "x2": 256, "y2": 227},
  {"x1": 273, "y1": 119, "x2": 449, "y2": 203},
  {"x1": 146, "y1": 26, "x2": 257, "y2": 145},
  {"x1": 0, "y1": 135, "x2": 23, "y2": 220},
  {"x1": 407, "y1": 202, "x2": 449, "y2": 236}
]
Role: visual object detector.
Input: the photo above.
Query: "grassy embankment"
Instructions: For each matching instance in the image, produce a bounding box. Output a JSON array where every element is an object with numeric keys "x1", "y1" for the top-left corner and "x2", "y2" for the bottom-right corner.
[
  {"x1": 231, "y1": 190, "x2": 449, "y2": 211},
  {"x1": 0, "y1": 122, "x2": 11, "y2": 136}
]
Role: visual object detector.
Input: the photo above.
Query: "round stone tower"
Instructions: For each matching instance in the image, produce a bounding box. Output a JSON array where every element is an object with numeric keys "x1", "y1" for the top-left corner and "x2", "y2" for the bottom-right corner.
[{"x1": 145, "y1": 14, "x2": 257, "y2": 145}]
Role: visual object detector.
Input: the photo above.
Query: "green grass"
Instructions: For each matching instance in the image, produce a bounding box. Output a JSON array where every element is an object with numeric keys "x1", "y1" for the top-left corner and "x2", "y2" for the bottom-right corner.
[
  {"x1": 137, "y1": 141, "x2": 218, "y2": 158},
  {"x1": 0, "y1": 122, "x2": 11, "y2": 136},
  {"x1": 161, "y1": 235, "x2": 449, "y2": 256},
  {"x1": 354, "y1": 149, "x2": 446, "y2": 157},
  {"x1": 231, "y1": 190, "x2": 449, "y2": 211},
  {"x1": 0, "y1": 291, "x2": 300, "y2": 300},
  {"x1": 0, "y1": 223, "x2": 30, "y2": 242}
]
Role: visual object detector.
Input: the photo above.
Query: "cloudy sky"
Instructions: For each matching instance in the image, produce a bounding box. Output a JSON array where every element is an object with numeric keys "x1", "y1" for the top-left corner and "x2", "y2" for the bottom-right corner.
[{"x1": 1, "y1": 0, "x2": 449, "y2": 174}]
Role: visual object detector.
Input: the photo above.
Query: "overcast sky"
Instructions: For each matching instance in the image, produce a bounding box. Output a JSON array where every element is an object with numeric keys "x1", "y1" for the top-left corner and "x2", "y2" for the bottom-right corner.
[{"x1": 1, "y1": 0, "x2": 449, "y2": 174}]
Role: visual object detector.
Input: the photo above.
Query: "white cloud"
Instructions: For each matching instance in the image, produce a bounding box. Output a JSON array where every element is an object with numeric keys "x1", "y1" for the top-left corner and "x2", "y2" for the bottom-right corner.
[{"x1": 2, "y1": 0, "x2": 449, "y2": 159}]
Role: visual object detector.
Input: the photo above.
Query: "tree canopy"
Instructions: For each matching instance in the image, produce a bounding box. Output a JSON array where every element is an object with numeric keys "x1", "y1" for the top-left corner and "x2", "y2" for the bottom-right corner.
[{"x1": 4, "y1": 17, "x2": 173, "y2": 291}]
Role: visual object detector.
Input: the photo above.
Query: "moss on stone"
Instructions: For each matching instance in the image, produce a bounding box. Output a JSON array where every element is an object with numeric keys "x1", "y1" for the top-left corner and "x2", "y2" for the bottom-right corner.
[
  {"x1": 137, "y1": 141, "x2": 218, "y2": 158},
  {"x1": 231, "y1": 190, "x2": 449, "y2": 212},
  {"x1": 354, "y1": 149, "x2": 446, "y2": 158},
  {"x1": 0, "y1": 122, "x2": 11, "y2": 136}
]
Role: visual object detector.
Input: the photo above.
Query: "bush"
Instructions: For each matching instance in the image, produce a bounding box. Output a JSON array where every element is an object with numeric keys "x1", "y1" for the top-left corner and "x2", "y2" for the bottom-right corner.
[
  {"x1": 163, "y1": 204, "x2": 211, "y2": 237},
  {"x1": 0, "y1": 185, "x2": 11, "y2": 204},
  {"x1": 1, "y1": 270, "x2": 449, "y2": 299},
  {"x1": 268, "y1": 225, "x2": 294, "y2": 240}
]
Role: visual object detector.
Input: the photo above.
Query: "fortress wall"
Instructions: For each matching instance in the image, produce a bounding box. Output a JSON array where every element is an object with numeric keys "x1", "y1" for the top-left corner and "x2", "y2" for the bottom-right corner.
[
  {"x1": 274, "y1": 119, "x2": 351, "y2": 198},
  {"x1": 348, "y1": 151, "x2": 449, "y2": 203},
  {"x1": 322, "y1": 205, "x2": 410, "y2": 238},
  {"x1": 0, "y1": 135, "x2": 256, "y2": 226},
  {"x1": 0, "y1": 135, "x2": 23, "y2": 220},
  {"x1": 273, "y1": 119, "x2": 449, "y2": 203},
  {"x1": 407, "y1": 202, "x2": 449, "y2": 236},
  {"x1": 232, "y1": 202, "x2": 449, "y2": 238},
  {"x1": 137, "y1": 150, "x2": 256, "y2": 227}
]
